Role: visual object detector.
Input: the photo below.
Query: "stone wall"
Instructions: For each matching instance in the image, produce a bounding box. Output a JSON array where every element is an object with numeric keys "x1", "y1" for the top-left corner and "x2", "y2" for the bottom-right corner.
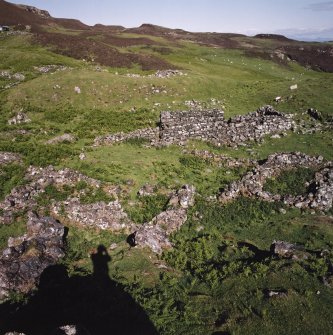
[
  {"x1": 94, "y1": 127, "x2": 159, "y2": 146},
  {"x1": 94, "y1": 106, "x2": 295, "y2": 147},
  {"x1": 219, "y1": 152, "x2": 333, "y2": 212},
  {"x1": 212, "y1": 106, "x2": 295, "y2": 146},
  {"x1": 159, "y1": 109, "x2": 225, "y2": 144}
]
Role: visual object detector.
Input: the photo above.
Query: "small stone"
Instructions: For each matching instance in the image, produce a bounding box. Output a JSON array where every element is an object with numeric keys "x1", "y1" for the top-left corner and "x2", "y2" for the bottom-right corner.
[
  {"x1": 279, "y1": 208, "x2": 287, "y2": 214},
  {"x1": 110, "y1": 243, "x2": 118, "y2": 250}
]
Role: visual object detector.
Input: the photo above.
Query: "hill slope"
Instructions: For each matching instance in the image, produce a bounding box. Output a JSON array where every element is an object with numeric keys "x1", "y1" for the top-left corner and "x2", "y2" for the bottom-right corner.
[
  {"x1": 1, "y1": 0, "x2": 333, "y2": 71},
  {"x1": 1, "y1": 2, "x2": 333, "y2": 335}
]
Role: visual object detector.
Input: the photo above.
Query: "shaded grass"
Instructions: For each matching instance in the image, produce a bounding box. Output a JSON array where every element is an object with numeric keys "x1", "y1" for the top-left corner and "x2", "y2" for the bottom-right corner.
[
  {"x1": 263, "y1": 167, "x2": 316, "y2": 196},
  {"x1": 0, "y1": 218, "x2": 26, "y2": 252},
  {"x1": 0, "y1": 163, "x2": 26, "y2": 200}
]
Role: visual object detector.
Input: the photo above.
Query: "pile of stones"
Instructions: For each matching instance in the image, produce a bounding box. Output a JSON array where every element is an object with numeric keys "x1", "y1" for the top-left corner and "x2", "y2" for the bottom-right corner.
[{"x1": 0, "y1": 71, "x2": 25, "y2": 81}]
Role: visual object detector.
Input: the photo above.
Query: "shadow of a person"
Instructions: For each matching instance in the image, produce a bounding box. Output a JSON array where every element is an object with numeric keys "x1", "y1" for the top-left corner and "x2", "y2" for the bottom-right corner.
[
  {"x1": 0, "y1": 244, "x2": 159, "y2": 335},
  {"x1": 91, "y1": 245, "x2": 111, "y2": 280}
]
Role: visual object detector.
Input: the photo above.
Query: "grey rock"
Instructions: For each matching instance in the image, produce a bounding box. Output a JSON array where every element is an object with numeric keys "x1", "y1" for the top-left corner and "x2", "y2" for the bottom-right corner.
[
  {"x1": 8, "y1": 112, "x2": 31, "y2": 125},
  {"x1": 0, "y1": 212, "x2": 65, "y2": 300},
  {"x1": 0, "y1": 152, "x2": 22, "y2": 165},
  {"x1": 46, "y1": 133, "x2": 75, "y2": 144}
]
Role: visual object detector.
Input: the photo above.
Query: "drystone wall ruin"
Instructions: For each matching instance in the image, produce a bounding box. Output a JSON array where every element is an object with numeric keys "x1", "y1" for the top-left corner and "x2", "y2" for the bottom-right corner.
[
  {"x1": 0, "y1": 158, "x2": 196, "y2": 255},
  {"x1": 95, "y1": 105, "x2": 295, "y2": 147},
  {"x1": 94, "y1": 127, "x2": 159, "y2": 146},
  {"x1": 219, "y1": 152, "x2": 333, "y2": 212}
]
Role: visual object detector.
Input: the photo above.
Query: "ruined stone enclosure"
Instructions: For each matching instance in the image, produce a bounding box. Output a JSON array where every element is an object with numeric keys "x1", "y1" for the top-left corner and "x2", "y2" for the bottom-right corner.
[{"x1": 95, "y1": 105, "x2": 295, "y2": 147}]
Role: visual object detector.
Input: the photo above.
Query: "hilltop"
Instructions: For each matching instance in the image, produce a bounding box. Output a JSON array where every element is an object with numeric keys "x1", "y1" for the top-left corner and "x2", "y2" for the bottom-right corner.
[
  {"x1": 1, "y1": 0, "x2": 333, "y2": 71},
  {"x1": 0, "y1": 1, "x2": 333, "y2": 335}
]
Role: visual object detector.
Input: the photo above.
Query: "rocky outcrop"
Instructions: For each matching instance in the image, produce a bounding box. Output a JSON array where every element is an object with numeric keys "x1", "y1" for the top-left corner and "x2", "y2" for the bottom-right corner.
[
  {"x1": 219, "y1": 152, "x2": 333, "y2": 211},
  {"x1": 95, "y1": 106, "x2": 295, "y2": 148},
  {"x1": 0, "y1": 152, "x2": 21, "y2": 165},
  {"x1": 125, "y1": 69, "x2": 185, "y2": 78},
  {"x1": 52, "y1": 199, "x2": 132, "y2": 232},
  {"x1": 0, "y1": 212, "x2": 65, "y2": 301},
  {"x1": 134, "y1": 185, "x2": 195, "y2": 254},
  {"x1": 17, "y1": 5, "x2": 51, "y2": 18}
]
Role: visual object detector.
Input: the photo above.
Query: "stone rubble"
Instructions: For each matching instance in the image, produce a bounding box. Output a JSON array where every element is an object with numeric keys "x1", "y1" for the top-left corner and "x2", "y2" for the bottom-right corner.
[
  {"x1": 183, "y1": 149, "x2": 256, "y2": 168},
  {"x1": 52, "y1": 199, "x2": 132, "y2": 232},
  {"x1": 0, "y1": 152, "x2": 22, "y2": 165},
  {"x1": 134, "y1": 185, "x2": 195, "y2": 254},
  {"x1": 219, "y1": 152, "x2": 333, "y2": 211},
  {"x1": 46, "y1": 133, "x2": 76, "y2": 145},
  {"x1": 7, "y1": 112, "x2": 31, "y2": 125},
  {"x1": 0, "y1": 71, "x2": 25, "y2": 81},
  {"x1": 0, "y1": 166, "x2": 102, "y2": 224},
  {"x1": 137, "y1": 184, "x2": 156, "y2": 197},
  {"x1": 33, "y1": 65, "x2": 71, "y2": 74},
  {"x1": 125, "y1": 69, "x2": 185, "y2": 79},
  {"x1": 94, "y1": 105, "x2": 295, "y2": 148},
  {"x1": 94, "y1": 127, "x2": 159, "y2": 146},
  {"x1": 0, "y1": 212, "x2": 65, "y2": 300}
]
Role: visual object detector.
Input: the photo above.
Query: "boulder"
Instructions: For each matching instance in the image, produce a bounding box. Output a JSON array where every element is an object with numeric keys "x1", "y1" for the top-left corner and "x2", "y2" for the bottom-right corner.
[{"x1": 271, "y1": 240, "x2": 309, "y2": 260}]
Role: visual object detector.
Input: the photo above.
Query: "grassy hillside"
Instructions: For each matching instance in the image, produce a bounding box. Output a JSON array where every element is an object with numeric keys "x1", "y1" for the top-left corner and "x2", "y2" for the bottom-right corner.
[{"x1": 1, "y1": 20, "x2": 333, "y2": 335}]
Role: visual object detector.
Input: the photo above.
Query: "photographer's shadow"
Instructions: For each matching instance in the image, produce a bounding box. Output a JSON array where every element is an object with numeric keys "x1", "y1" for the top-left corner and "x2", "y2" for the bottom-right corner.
[{"x1": 0, "y1": 244, "x2": 158, "y2": 335}]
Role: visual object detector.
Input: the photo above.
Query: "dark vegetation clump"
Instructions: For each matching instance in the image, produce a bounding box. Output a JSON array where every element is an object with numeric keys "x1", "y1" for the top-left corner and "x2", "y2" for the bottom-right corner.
[
  {"x1": 126, "y1": 194, "x2": 169, "y2": 224},
  {"x1": 263, "y1": 167, "x2": 316, "y2": 196},
  {"x1": 0, "y1": 163, "x2": 26, "y2": 200}
]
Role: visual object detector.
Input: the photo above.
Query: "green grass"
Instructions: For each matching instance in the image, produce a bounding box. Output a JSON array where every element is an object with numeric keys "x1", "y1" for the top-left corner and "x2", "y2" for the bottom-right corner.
[
  {"x1": 64, "y1": 143, "x2": 247, "y2": 198},
  {"x1": 0, "y1": 163, "x2": 26, "y2": 200},
  {"x1": 263, "y1": 167, "x2": 316, "y2": 196},
  {"x1": 0, "y1": 218, "x2": 26, "y2": 252},
  {"x1": 1, "y1": 31, "x2": 333, "y2": 335}
]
